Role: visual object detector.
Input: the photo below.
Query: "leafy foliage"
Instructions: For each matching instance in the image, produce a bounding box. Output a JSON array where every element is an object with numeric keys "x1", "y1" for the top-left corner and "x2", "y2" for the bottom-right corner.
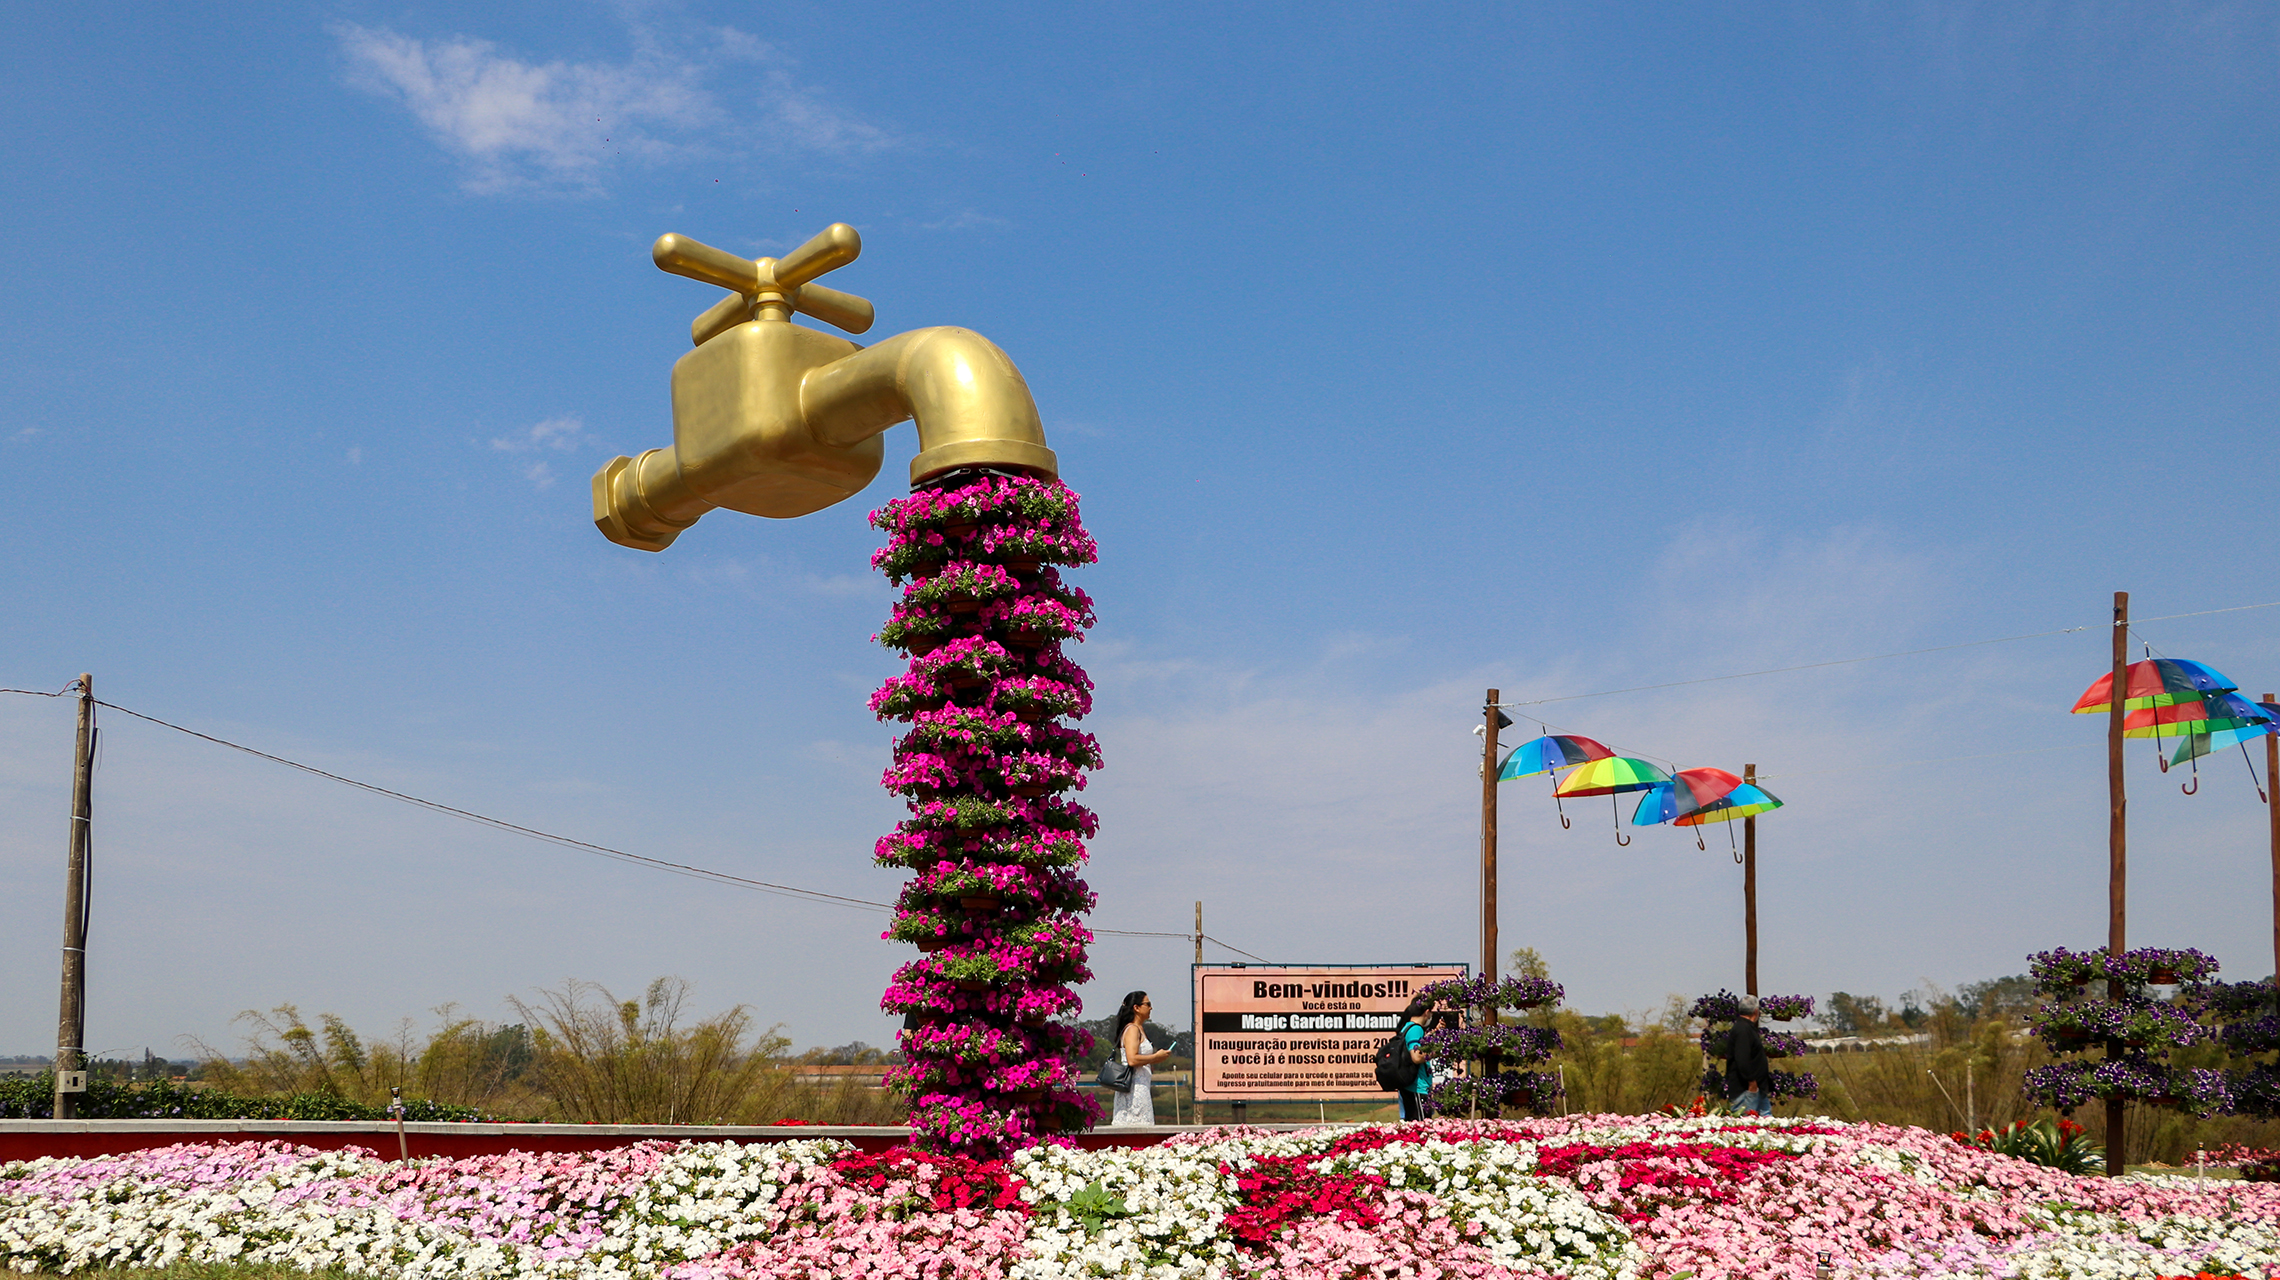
[{"x1": 1950, "y1": 1116, "x2": 2105, "y2": 1175}]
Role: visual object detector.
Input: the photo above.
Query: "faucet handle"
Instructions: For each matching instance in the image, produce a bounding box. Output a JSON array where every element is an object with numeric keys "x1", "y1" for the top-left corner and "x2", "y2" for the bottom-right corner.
[
  {"x1": 772, "y1": 223, "x2": 861, "y2": 289},
  {"x1": 655, "y1": 227, "x2": 875, "y2": 339}
]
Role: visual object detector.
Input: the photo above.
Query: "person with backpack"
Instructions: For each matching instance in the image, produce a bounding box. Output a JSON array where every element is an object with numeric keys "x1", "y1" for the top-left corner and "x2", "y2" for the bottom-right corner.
[
  {"x1": 1725, "y1": 994, "x2": 1774, "y2": 1116},
  {"x1": 1373, "y1": 995, "x2": 1436, "y2": 1120}
]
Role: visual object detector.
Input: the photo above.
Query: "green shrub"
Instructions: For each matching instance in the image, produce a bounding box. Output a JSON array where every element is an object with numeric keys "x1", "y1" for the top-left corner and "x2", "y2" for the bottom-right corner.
[{"x1": 0, "y1": 1073, "x2": 490, "y2": 1122}]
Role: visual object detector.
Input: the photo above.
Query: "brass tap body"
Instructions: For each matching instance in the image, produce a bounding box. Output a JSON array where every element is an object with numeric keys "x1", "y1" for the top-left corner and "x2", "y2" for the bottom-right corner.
[{"x1": 594, "y1": 224, "x2": 1057, "y2": 552}]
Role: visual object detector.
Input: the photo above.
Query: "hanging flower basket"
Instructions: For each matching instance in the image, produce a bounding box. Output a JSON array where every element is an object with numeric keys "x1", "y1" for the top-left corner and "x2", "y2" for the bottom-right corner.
[
  {"x1": 906, "y1": 634, "x2": 943, "y2": 657},
  {"x1": 960, "y1": 895, "x2": 1003, "y2": 914},
  {"x1": 1000, "y1": 558, "x2": 1039, "y2": 576},
  {"x1": 916, "y1": 937, "x2": 949, "y2": 954},
  {"x1": 942, "y1": 520, "x2": 978, "y2": 540},
  {"x1": 954, "y1": 979, "x2": 990, "y2": 993},
  {"x1": 2149, "y1": 967, "x2": 2182, "y2": 986}
]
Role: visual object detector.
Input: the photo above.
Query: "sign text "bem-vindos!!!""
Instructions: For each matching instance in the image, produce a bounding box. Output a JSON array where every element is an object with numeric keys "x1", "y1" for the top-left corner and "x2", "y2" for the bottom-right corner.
[{"x1": 1191, "y1": 964, "x2": 1467, "y2": 1102}]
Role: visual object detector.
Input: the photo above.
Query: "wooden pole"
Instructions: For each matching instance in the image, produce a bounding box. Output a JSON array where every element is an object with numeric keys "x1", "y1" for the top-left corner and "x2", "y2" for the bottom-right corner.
[
  {"x1": 1744, "y1": 763, "x2": 1759, "y2": 997},
  {"x1": 2265, "y1": 696, "x2": 2277, "y2": 990},
  {"x1": 54, "y1": 674, "x2": 94, "y2": 1121},
  {"x1": 1481, "y1": 691, "x2": 1500, "y2": 996},
  {"x1": 2107, "y1": 591, "x2": 2129, "y2": 1173}
]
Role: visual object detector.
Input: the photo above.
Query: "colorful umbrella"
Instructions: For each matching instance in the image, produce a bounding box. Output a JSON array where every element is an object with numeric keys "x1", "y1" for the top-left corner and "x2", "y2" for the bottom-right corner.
[
  {"x1": 2123, "y1": 691, "x2": 2269, "y2": 740},
  {"x1": 2072, "y1": 658, "x2": 2239, "y2": 714},
  {"x1": 2155, "y1": 695, "x2": 2277, "y2": 796},
  {"x1": 1675, "y1": 782, "x2": 1785, "y2": 856},
  {"x1": 1498, "y1": 734, "x2": 1614, "y2": 780},
  {"x1": 1630, "y1": 767, "x2": 1747, "y2": 826},
  {"x1": 1674, "y1": 782, "x2": 1784, "y2": 825},
  {"x1": 1500, "y1": 733, "x2": 1617, "y2": 830},
  {"x1": 1556, "y1": 756, "x2": 1672, "y2": 846},
  {"x1": 2181, "y1": 699, "x2": 2280, "y2": 757}
]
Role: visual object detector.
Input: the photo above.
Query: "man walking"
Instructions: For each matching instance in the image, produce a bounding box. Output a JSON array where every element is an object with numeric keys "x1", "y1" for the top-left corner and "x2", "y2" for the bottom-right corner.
[{"x1": 1726, "y1": 994, "x2": 1774, "y2": 1117}]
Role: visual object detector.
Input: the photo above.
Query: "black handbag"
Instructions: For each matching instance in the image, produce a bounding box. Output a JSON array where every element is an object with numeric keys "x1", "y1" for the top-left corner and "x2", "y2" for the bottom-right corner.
[{"x1": 1096, "y1": 1055, "x2": 1135, "y2": 1093}]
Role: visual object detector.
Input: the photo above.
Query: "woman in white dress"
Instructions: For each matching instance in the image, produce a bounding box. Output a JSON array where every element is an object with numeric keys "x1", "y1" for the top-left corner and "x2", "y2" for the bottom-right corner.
[{"x1": 1107, "y1": 990, "x2": 1173, "y2": 1127}]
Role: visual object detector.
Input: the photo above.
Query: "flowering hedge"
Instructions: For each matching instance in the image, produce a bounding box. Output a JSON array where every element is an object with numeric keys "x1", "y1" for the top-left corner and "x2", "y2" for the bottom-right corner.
[
  {"x1": 12, "y1": 1118, "x2": 2280, "y2": 1277},
  {"x1": 869, "y1": 474, "x2": 1102, "y2": 1158}
]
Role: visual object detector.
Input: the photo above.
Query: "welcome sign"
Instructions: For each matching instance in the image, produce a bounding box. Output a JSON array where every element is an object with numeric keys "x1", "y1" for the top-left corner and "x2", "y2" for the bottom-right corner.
[{"x1": 1190, "y1": 963, "x2": 1469, "y2": 1101}]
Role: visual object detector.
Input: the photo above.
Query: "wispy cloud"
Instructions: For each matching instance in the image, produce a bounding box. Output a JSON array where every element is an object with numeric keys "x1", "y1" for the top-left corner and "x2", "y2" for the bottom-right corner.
[
  {"x1": 491, "y1": 415, "x2": 588, "y2": 454},
  {"x1": 488, "y1": 415, "x2": 589, "y2": 489},
  {"x1": 334, "y1": 20, "x2": 895, "y2": 194}
]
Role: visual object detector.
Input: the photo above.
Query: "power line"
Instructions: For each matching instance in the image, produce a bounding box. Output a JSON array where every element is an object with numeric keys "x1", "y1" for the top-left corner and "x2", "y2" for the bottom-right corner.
[
  {"x1": 0, "y1": 688, "x2": 1277, "y2": 959},
  {"x1": 1493, "y1": 598, "x2": 2280, "y2": 712},
  {"x1": 89, "y1": 699, "x2": 896, "y2": 914}
]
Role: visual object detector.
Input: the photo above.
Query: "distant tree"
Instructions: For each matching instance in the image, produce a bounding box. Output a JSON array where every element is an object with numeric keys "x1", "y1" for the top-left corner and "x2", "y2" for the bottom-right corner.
[
  {"x1": 1954, "y1": 975, "x2": 2038, "y2": 1020},
  {"x1": 1508, "y1": 947, "x2": 1553, "y2": 982},
  {"x1": 802, "y1": 1041, "x2": 900, "y2": 1066},
  {"x1": 1823, "y1": 992, "x2": 1889, "y2": 1036}
]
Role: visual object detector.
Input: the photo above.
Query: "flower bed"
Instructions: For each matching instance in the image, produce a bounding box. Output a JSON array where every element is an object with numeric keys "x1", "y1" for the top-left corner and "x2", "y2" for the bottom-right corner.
[{"x1": 12, "y1": 1117, "x2": 2280, "y2": 1278}]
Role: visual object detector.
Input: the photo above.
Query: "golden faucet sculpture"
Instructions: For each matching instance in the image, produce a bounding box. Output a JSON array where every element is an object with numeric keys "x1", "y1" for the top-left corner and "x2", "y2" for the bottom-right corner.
[{"x1": 592, "y1": 224, "x2": 1058, "y2": 551}]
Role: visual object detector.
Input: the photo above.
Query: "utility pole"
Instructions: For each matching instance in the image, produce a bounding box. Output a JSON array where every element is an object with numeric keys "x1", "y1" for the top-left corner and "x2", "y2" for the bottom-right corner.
[
  {"x1": 2265, "y1": 695, "x2": 2277, "y2": 994},
  {"x1": 1743, "y1": 763, "x2": 1759, "y2": 997},
  {"x1": 54, "y1": 674, "x2": 94, "y2": 1120},
  {"x1": 2107, "y1": 591, "x2": 2129, "y2": 1174},
  {"x1": 1481, "y1": 690, "x2": 1500, "y2": 999}
]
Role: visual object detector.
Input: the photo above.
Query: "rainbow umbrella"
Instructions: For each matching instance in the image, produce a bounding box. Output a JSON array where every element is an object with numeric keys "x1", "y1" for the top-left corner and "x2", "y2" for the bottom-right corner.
[
  {"x1": 2152, "y1": 695, "x2": 2277, "y2": 796},
  {"x1": 2171, "y1": 700, "x2": 2280, "y2": 765},
  {"x1": 1499, "y1": 734, "x2": 1614, "y2": 780},
  {"x1": 2072, "y1": 658, "x2": 2239, "y2": 714},
  {"x1": 1631, "y1": 767, "x2": 1747, "y2": 826},
  {"x1": 2124, "y1": 692, "x2": 2268, "y2": 740},
  {"x1": 1500, "y1": 733, "x2": 1616, "y2": 830},
  {"x1": 1674, "y1": 782, "x2": 1784, "y2": 825},
  {"x1": 1556, "y1": 756, "x2": 1672, "y2": 846}
]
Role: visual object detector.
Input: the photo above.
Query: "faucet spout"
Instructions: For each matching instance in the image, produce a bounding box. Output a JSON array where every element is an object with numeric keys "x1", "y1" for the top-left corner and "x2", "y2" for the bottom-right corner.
[
  {"x1": 592, "y1": 226, "x2": 1058, "y2": 552},
  {"x1": 800, "y1": 326, "x2": 1057, "y2": 486}
]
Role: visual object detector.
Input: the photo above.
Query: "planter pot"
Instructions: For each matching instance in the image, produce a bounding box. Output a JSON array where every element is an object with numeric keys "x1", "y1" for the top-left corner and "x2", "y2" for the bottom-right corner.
[
  {"x1": 906, "y1": 634, "x2": 944, "y2": 657},
  {"x1": 2148, "y1": 968, "x2": 2181, "y2": 985},
  {"x1": 2147, "y1": 1095, "x2": 2185, "y2": 1110},
  {"x1": 959, "y1": 895, "x2": 1003, "y2": 914},
  {"x1": 915, "y1": 937, "x2": 949, "y2": 954},
  {"x1": 1000, "y1": 558, "x2": 1039, "y2": 576},
  {"x1": 942, "y1": 521, "x2": 978, "y2": 540},
  {"x1": 954, "y1": 979, "x2": 990, "y2": 993},
  {"x1": 945, "y1": 597, "x2": 981, "y2": 614},
  {"x1": 2051, "y1": 1031, "x2": 2093, "y2": 1050},
  {"x1": 1009, "y1": 783, "x2": 1049, "y2": 798},
  {"x1": 1002, "y1": 629, "x2": 1050, "y2": 649}
]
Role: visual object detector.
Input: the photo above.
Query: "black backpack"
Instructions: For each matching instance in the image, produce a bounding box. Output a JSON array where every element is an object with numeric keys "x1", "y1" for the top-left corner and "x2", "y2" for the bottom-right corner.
[{"x1": 1373, "y1": 1024, "x2": 1418, "y2": 1091}]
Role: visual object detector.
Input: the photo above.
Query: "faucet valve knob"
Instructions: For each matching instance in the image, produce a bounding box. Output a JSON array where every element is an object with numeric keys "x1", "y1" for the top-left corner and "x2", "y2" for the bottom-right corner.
[{"x1": 652, "y1": 226, "x2": 875, "y2": 341}]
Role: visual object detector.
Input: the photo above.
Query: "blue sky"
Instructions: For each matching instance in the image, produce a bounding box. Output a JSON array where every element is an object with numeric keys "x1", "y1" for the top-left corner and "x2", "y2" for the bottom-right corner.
[{"x1": 4, "y1": 2, "x2": 2279, "y2": 1061}]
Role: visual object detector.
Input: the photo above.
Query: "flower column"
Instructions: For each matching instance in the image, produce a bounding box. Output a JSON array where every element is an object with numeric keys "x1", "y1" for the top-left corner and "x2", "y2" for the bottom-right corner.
[
  {"x1": 1693, "y1": 991, "x2": 1819, "y2": 1103},
  {"x1": 1418, "y1": 976, "x2": 1566, "y2": 1117},
  {"x1": 2024, "y1": 946, "x2": 2231, "y2": 1121},
  {"x1": 869, "y1": 474, "x2": 1103, "y2": 1158}
]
